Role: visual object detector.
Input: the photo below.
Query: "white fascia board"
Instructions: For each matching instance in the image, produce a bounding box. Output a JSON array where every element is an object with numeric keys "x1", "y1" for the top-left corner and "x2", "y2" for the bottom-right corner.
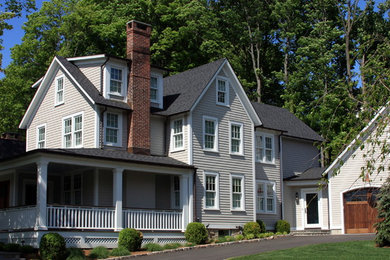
[
  {"x1": 323, "y1": 106, "x2": 387, "y2": 179},
  {"x1": 31, "y1": 77, "x2": 43, "y2": 89},
  {"x1": 67, "y1": 54, "x2": 106, "y2": 62}
]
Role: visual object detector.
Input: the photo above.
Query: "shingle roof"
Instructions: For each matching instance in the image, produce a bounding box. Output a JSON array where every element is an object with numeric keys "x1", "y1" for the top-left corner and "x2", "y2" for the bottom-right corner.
[
  {"x1": 284, "y1": 167, "x2": 326, "y2": 181},
  {"x1": 56, "y1": 56, "x2": 131, "y2": 111},
  {"x1": 251, "y1": 102, "x2": 323, "y2": 142},
  {"x1": 153, "y1": 59, "x2": 226, "y2": 116},
  {"x1": 0, "y1": 139, "x2": 26, "y2": 160}
]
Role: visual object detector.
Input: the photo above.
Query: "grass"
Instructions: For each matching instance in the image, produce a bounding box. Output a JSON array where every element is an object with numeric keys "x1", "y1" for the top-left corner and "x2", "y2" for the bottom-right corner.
[{"x1": 232, "y1": 241, "x2": 389, "y2": 259}]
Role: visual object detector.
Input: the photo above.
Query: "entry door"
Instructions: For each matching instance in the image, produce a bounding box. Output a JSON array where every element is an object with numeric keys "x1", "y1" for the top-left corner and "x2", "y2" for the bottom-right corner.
[
  {"x1": 302, "y1": 189, "x2": 322, "y2": 228},
  {"x1": 0, "y1": 180, "x2": 10, "y2": 209}
]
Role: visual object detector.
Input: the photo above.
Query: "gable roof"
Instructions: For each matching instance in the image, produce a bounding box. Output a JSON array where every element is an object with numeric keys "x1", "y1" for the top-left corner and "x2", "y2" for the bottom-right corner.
[
  {"x1": 251, "y1": 102, "x2": 323, "y2": 142},
  {"x1": 19, "y1": 56, "x2": 130, "y2": 129},
  {"x1": 152, "y1": 58, "x2": 226, "y2": 116}
]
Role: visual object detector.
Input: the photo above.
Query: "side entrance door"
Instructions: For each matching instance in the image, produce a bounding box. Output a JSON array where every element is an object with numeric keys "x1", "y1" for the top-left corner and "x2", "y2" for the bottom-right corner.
[{"x1": 301, "y1": 188, "x2": 322, "y2": 229}]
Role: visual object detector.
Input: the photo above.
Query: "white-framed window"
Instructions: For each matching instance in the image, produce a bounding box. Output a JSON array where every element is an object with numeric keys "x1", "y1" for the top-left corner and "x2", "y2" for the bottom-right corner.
[
  {"x1": 256, "y1": 181, "x2": 276, "y2": 214},
  {"x1": 172, "y1": 176, "x2": 180, "y2": 209},
  {"x1": 36, "y1": 124, "x2": 46, "y2": 148},
  {"x1": 55, "y1": 75, "x2": 64, "y2": 106},
  {"x1": 150, "y1": 73, "x2": 163, "y2": 108},
  {"x1": 104, "y1": 112, "x2": 122, "y2": 146},
  {"x1": 171, "y1": 118, "x2": 184, "y2": 151},
  {"x1": 203, "y1": 116, "x2": 218, "y2": 152},
  {"x1": 63, "y1": 174, "x2": 82, "y2": 205},
  {"x1": 231, "y1": 174, "x2": 244, "y2": 211},
  {"x1": 255, "y1": 132, "x2": 274, "y2": 163},
  {"x1": 63, "y1": 113, "x2": 83, "y2": 148},
  {"x1": 216, "y1": 77, "x2": 229, "y2": 106},
  {"x1": 230, "y1": 122, "x2": 243, "y2": 155},
  {"x1": 204, "y1": 172, "x2": 219, "y2": 210},
  {"x1": 110, "y1": 67, "x2": 123, "y2": 94},
  {"x1": 105, "y1": 64, "x2": 127, "y2": 99}
]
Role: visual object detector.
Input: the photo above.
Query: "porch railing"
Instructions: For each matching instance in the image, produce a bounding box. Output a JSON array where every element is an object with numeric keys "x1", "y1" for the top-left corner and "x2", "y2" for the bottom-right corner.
[
  {"x1": 47, "y1": 205, "x2": 115, "y2": 229},
  {"x1": 0, "y1": 206, "x2": 36, "y2": 230},
  {"x1": 123, "y1": 208, "x2": 183, "y2": 231}
]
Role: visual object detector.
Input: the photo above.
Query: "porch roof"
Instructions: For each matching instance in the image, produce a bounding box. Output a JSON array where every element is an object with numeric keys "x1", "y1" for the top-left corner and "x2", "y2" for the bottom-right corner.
[
  {"x1": 0, "y1": 148, "x2": 194, "y2": 169},
  {"x1": 284, "y1": 167, "x2": 326, "y2": 181}
]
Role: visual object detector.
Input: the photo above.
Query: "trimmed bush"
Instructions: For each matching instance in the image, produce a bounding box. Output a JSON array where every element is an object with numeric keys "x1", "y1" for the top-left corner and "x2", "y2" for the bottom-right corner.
[
  {"x1": 375, "y1": 177, "x2": 390, "y2": 247},
  {"x1": 20, "y1": 245, "x2": 35, "y2": 254},
  {"x1": 66, "y1": 248, "x2": 85, "y2": 260},
  {"x1": 143, "y1": 243, "x2": 163, "y2": 252},
  {"x1": 184, "y1": 222, "x2": 208, "y2": 244},
  {"x1": 39, "y1": 233, "x2": 66, "y2": 260},
  {"x1": 89, "y1": 246, "x2": 109, "y2": 259},
  {"x1": 163, "y1": 243, "x2": 182, "y2": 250},
  {"x1": 234, "y1": 234, "x2": 244, "y2": 241},
  {"x1": 256, "y1": 219, "x2": 266, "y2": 233},
  {"x1": 110, "y1": 246, "x2": 131, "y2": 256},
  {"x1": 118, "y1": 228, "x2": 143, "y2": 252},
  {"x1": 243, "y1": 222, "x2": 261, "y2": 238},
  {"x1": 275, "y1": 220, "x2": 290, "y2": 234},
  {"x1": 3, "y1": 243, "x2": 20, "y2": 252}
]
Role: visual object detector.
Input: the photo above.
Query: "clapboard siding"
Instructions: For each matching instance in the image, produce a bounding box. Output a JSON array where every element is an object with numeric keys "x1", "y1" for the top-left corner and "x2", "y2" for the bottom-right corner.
[
  {"x1": 329, "y1": 126, "x2": 390, "y2": 232},
  {"x1": 168, "y1": 115, "x2": 188, "y2": 163},
  {"x1": 27, "y1": 68, "x2": 96, "y2": 151},
  {"x1": 283, "y1": 185, "x2": 301, "y2": 229},
  {"x1": 78, "y1": 64, "x2": 101, "y2": 91},
  {"x1": 283, "y1": 137, "x2": 320, "y2": 178},
  {"x1": 150, "y1": 116, "x2": 165, "y2": 156},
  {"x1": 193, "y1": 67, "x2": 254, "y2": 228},
  {"x1": 255, "y1": 131, "x2": 281, "y2": 229}
]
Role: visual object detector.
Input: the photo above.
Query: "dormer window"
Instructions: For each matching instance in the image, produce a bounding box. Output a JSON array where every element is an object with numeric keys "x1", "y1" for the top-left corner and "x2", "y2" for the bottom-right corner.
[
  {"x1": 151, "y1": 76, "x2": 158, "y2": 101},
  {"x1": 216, "y1": 77, "x2": 229, "y2": 106},
  {"x1": 104, "y1": 63, "x2": 127, "y2": 100},
  {"x1": 150, "y1": 72, "x2": 163, "y2": 109},
  {"x1": 110, "y1": 67, "x2": 123, "y2": 94}
]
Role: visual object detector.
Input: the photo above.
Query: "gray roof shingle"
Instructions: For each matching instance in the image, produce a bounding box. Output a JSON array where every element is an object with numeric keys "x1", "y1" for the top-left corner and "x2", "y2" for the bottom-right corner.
[
  {"x1": 56, "y1": 56, "x2": 131, "y2": 111},
  {"x1": 153, "y1": 59, "x2": 226, "y2": 116},
  {"x1": 284, "y1": 167, "x2": 326, "y2": 181},
  {"x1": 251, "y1": 102, "x2": 323, "y2": 142}
]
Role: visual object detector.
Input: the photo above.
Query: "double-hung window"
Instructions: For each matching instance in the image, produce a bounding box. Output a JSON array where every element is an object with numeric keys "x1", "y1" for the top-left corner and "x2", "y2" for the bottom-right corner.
[
  {"x1": 216, "y1": 78, "x2": 229, "y2": 106},
  {"x1": 37, "y1": 124, "x2": 46, "y2": 148},
  {"x1": 203, "y1": 116, "x2": 218, "y2": 152},
  {"x1": 205, "y1": 172, "x2": 219, "y2": 209},
  {"x1": 55, "y1": 76, "x2": 64, "y2": 105},
  {"x1": 172, "y1": 119, "x2": 184, "y2": 151},
  {"x1": 255, "y1": 133, "x2": 274, "y2": 163},
  {"x1": 151, "y1": 76, "x2": 158, "y2": 101},
  {"x1": 150, "y1": 73, "x2": 163, "y2": 108},
  {"x1": 63, "y1": 113, "x2": 83, "y2": 148},
  {"x1": 110, "y1": 67, "x2": 123, "y2": 95},
  {"x1": 105, "y1": 112, "x2": 122, "y2": 146},
  {"x1": 256, "y1": 181, "x2": 276, "y2": 214},
  {"x1": 230, "y1": 122, "x2": 243, "y2": 155},
  {"x1": 231, "y1": 175, "x2": 244, "y2": 210}
]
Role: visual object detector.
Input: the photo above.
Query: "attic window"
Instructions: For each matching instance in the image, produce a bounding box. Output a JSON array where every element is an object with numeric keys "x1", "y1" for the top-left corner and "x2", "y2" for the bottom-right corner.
[
  {"x1": 105, "y1": 64, "x2": 127, "y2": 100},
  {"x1": 55, "y1": 76, "x2": 64, "y2": 106},
  {"x1": 216, "y1": 77, "x2": 229, "y2": 106}
]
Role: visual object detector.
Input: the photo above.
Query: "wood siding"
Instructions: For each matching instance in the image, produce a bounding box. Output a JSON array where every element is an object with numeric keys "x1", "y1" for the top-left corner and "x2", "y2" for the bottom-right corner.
[
  {"x1": 150, "y1": 116, "x2": 165, "y2": 156},
  {"x1": 78, "y1": 64, "x2": 101, "y2": 92}
]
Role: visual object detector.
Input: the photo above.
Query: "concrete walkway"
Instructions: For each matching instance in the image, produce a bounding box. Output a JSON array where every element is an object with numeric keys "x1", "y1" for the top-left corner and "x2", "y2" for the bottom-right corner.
[{"x1": 140, "y1": 234, "x2": 375, "y2": 260}]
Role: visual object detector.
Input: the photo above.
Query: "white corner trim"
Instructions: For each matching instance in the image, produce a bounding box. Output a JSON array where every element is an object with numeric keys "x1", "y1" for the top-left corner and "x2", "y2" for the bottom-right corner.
[
  {"x1": 280, "y1": 135, "x2": 284, "y2": 220},
  {"x1": 252, "y1": 122, "x2": 256, "y2": 221}
]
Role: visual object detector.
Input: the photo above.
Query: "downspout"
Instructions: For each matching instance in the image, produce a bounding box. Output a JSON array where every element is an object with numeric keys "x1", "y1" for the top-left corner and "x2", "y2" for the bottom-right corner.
[
  {"x1": 193, "y1": 168, "x2": 197, "y2": 222},
  {"x1": 280, "y1": 134, "x2": 284, "y2": 220},
  {"x1": 164, "y1": 116, "x2": 169, "y2": 156}
]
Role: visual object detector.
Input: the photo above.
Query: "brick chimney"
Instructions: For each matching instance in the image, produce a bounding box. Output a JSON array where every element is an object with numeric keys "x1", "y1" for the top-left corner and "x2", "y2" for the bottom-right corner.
[{"x1": 126, "y1": 20, "x2": 151, "y2": 155}]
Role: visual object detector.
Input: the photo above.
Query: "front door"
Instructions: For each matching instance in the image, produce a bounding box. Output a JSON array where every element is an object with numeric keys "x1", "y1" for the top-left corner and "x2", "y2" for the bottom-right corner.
[
  {"x1": 302, "y1": 189, "x2": 322, "y2": 228},
  {"x1": 0, "y1": 180, "x2": 10, "y2": 209}
]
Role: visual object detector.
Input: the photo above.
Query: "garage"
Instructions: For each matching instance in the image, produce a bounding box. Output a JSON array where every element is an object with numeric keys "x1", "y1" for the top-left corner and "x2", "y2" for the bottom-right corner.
[{"x1": 343, "y1": 188, "x2": 379, "y2": 234}]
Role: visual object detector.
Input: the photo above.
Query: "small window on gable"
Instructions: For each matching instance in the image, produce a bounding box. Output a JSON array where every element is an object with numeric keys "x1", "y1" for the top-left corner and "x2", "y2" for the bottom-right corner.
[
  {"x1": 55, "y1": 76, "x2": 64, "y2": 106},
  {"x1": 171, "y1": 118, "x2": 184, "y2": 151},
  {"x1": 37, "y1": 124, "x2": 46, "y2": 148},
  {"x1": 110, "y1": 67, "x2": 123, "y2": 95},
  {"x1": 104, "y1": 112, "x2": 122, "y2": 147},
  {"x1": 256, "y1": 132, "x2": 274, "y2": 163},
  {"x1": 216, "y1": 77, "x2": 229, "y2": 106}
]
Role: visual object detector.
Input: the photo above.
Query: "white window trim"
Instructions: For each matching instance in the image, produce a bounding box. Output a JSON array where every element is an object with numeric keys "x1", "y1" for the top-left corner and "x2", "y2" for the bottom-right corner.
[
  {"x1": 151, "y1": 72, "x2": 163, "y2": 109},
  {"x1": 36, "y1": 123, "x2": 46, "y2": 149},
  {"x1": 54, "y1": 75, "x2": 65, "y2": 106},
  {"x1": 229, "y1": 121, "x2": 244, "y2": 156},
  {"x1": 171, "y1": 117, "x2": 185, "y2": 152},
  {"x1": 103, "y1": 111, "x2": 123, "y2": 147},
  {"x1": 216, "y1": 76, "x2": 229, "y2": 106},
  {"x1": 62, "y1": 112, "x2": 84, "y2": 148},
  {"x1": 231, "y1": 174, "x2": 245, "y2": 211},
  {"x1": 104, "y1": 63, "x2": 128, "y2": 100},
  {"x1": 255, "y1": 132, "x2": 275, "y2": 164},
  {"x1": 204, "y1": 171, "x2": 219, "y2": 210},
  {"x1": 256, "y1": 180, "x2": 276, "y2": 214},
  {"x1": 202, "y1": 116, "x2": 218, "y2": 152}
]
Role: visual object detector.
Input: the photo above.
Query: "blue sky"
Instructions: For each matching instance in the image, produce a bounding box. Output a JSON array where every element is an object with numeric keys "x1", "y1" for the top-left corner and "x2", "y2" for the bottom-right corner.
[{"x1": 0, "y1": 0, "x2": 388, "y2": 79}]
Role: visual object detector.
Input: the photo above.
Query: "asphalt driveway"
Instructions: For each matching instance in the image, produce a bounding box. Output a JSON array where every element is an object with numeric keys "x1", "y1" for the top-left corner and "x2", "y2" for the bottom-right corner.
[{"x1": 139, "y1": 234, "x2": 375, "y2": 260}]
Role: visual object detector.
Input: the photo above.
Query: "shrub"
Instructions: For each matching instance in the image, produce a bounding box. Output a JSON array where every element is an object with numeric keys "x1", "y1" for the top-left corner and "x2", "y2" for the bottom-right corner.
[
  {"x1": 184, "y1": 222, "x2": 208, "y2": 244},
  {"x1": 118, "y1": 228, "x2": 143, "y2": 252},
  {"x1": 20, "y1": 245, "x2": 36, "y2": 254},
  {"x1": 3, "y1": 243, "x2": 20, "y2": 252},
  {"x1": 256, "y1": 219, "x2": 266, "y2": 233},
  {"x1": 89, "y1": 246, "x2": 109, "y2": 259},
  {"x1": 375, "y1": 177, "x2": 390, "y2": 247},
  {"x1": 66, "y1": 248, "x2": 85, "y2": 260},
  {"x1": 234, "y1": 234, "x2": 244, "y2": 241},
  {"x1": 243, "y1": 222, "x2": 261, "y2": 238},
  {"x1": 245, "y1": 233, "x2": 255, "y2": 240},
  {"x1": 110, "y1": 246, "x2": 131, "y2": 256},
  {"x1": 275, "y1": 220, "x2": 290, "y2": 234},
  {"x1": 143, "y1": 243, "x2": 163, "y2": 252},
  {"x1": 39, "y1": 233, "x2": 66, "y2": 260},
  {"x1": 163, "y1": 243, "x2": 182, "y2": 250}
]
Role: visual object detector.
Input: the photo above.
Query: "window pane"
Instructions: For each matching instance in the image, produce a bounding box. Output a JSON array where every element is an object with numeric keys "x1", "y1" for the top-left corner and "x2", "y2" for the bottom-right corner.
[
  {"x1": 206, "y1": 192, "x2": 215, "y2": 207},
  {"x1": 74, "y1": 174, "x2": 81, "y2": 189},
  {"x1": 57, "y1": 91, "x2": 63, "y2": 103},
  {"x1": 64, "y1": 119, "x2": 72, "y2": 134},
  {"x1": 74, "y1": 115, "x2": 82, "y2": 131},
  {"x1": 75, "y1": 132, "x2": 82, "y2": 146},
  {"x1": 218, "y1": 92, "x2": 225, "y2": 104},
  {"x1": 151, "y1": 77, "x2": 158, "y2": 100},
  {"x1": 218, "y1": 80, "x2": 226, "y2": 91},
  {"x1": 65, "y1": 134, "x2": 71, "y2": 147},
  {"x1": 231, "y1": 125, "x2": 240, "y2": 139},
  {"x1": 107, "y1": 113, "x2": 118, "y2": 128},
  {"x1": 205, "y1": 135, "x2": 214, "y2": 149},
  {"x1": 232, "y1": 178, "x2": 241, "y2": 193},
  {"x1": 267, "y1": 198, "x2": 274, "y2": 211},
  {"x1": 206, "y1": 176, "x2": 215, "y2": 191},
  {"x1": 150, "y1": 88, "x2": 157, "y2": 100},
  {"x1": 174, "y1": 134, "x2": 183, "y2": 148},
  {"x1": 106, "y1": 128, "x2": 118, "y2": 143},
  {"x1": 265, "y1": 137, "x2": 272, "y2": 149},
  {"x1": 38, "y1": 127, "x2": 45, "y2": 141},
  {"x1": 110, "y1": 68, "x2": 122, "y2": 94},
  {"x1": 151, "y1": 77, "x2": 158, "y2": 89},
  {"x1": 267, "y1": 184, "x2": 274, "y2": 196},
  {"x1": 57, "y1": 78, "x2": 63, "y2": 90},
  {"x1": 174, "y1": 120, "x2": 183, "y2": 134},
  {"x1": 231, "y1": 139, "x2": 240, "y2": 153},
  {"x1": 233, "y1": 194, "x2": 241, "y2": 208},
  {"x1": 205, "y1": 120, "x2": 215, "y2": 134},
  {"x1": 257, "y1": 184, "x2": 264, "y2": 196}
]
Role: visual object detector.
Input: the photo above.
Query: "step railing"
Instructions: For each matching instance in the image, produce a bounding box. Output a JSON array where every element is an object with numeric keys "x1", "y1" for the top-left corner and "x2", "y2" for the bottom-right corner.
[{"x1": 123, "y1": 208, "x2": 183, "y2": 231}]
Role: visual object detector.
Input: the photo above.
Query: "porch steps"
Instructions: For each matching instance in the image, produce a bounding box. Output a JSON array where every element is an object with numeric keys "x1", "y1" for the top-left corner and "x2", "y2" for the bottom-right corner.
[
  {"x1": 290, "y1": 229, "x2": 331, "y2": 236},
  {"x1": 0, "y1": 252, "x2": 25, "y2": 260}
]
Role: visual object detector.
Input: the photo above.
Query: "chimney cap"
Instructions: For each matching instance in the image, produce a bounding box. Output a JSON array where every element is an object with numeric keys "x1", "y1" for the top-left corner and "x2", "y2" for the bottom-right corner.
[{"x1": 127, "y1": 20, "x2": 152, "y2": 28}]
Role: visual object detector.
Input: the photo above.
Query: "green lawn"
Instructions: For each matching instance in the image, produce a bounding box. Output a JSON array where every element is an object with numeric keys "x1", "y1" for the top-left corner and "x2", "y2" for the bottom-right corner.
[{"x1": 232, "y1": 241, "x2": 390, "y2": 259}]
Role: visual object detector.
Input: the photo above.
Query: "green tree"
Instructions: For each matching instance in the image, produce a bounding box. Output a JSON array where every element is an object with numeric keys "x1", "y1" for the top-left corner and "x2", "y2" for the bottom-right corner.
[{"x1": 375, "y1": 177, "x2": 390, "y2": 247}]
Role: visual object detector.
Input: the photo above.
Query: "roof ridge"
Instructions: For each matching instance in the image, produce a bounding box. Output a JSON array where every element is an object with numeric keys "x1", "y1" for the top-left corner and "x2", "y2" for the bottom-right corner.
[{"x1": 165, "y1": 58, "x2": 226, "y2": 80}]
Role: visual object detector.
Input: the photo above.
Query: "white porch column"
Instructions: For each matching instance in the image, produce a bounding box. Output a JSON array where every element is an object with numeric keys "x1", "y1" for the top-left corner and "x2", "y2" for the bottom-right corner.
[
  {"x1": 113, "y1": 168, "x2": 124, "y2": 231},
  {"x1": 180, "y1": 174, "x2": 189, "y2": 232},
  {"x1": 35, "y1": 160, "x2": 48, "y2": 230},
  {"x1": 188, "y1": 173, "x2": 194, "y2": 225},
  {"x1": 94, "y1": 169, "x2": 99, "y2": 206}
]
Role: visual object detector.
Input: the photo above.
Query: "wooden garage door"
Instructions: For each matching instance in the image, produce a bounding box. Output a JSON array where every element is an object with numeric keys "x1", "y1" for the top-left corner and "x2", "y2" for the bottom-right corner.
[{"x1": 344, "y1": 188, "x2": 379, "y2": 234}]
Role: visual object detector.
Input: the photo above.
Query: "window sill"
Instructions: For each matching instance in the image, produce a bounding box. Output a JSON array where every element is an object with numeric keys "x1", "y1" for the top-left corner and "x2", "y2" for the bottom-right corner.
[
  {"x1": 231, "y1": 209, "x2": 246, "y2": 212},
  {"x1": 170, "y1": 148, "x2": 185, "y2": 153},
  {"x1": 55, "y1": 102, "x2": 64, "y2": 107},
  {"x1": 108, "y1": 93, "x2": 125, "y2": 99},
  {"x1": 104, "y1": 143, "x2": 122, "y2": 147},
  {"x1": 256, "y1": 160, "x2": 276, "y2": 166},
  {"x1": 230, "y1": 152, "x2": 244, "y2": 157},
  {"x1": 204, "y1": 208, "x2": 220, "y2": 211},
  {"x1": 203, "y1": 149, "x2": 219, "y2": 154},
  {"x1": 216, "y1": 103, "x2": 230, "y2": 108}
]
